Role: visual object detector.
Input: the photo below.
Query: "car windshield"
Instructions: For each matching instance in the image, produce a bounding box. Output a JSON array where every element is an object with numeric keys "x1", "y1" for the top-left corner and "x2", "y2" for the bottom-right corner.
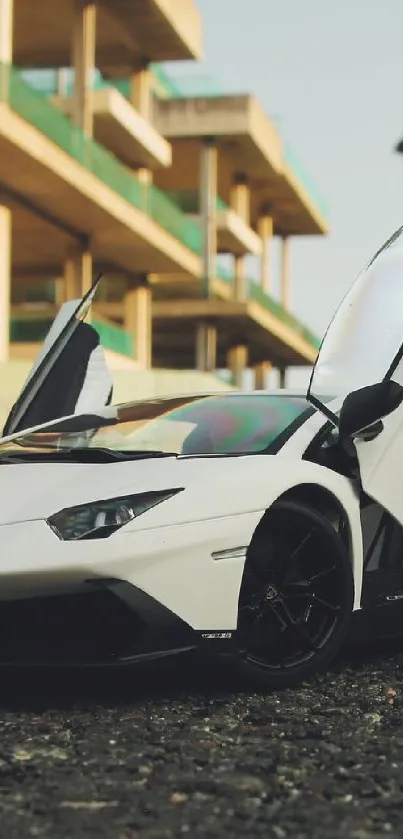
[{"x1": 0, "y1": 393, "x2": 312, "y2": 457}]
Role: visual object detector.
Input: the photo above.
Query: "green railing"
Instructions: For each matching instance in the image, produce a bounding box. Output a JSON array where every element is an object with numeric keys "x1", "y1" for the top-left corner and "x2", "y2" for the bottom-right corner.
[
  {"x1": 150, "y1": 64, "x2": 182, "y2": 98},
  {"x1": 10, "y1": 318, "x2": 53, "y2": 343},
  {"x1": 4, "y1": 65, "x2": 201, "y2": 253},
  {"x1": 10, "y1": 316, "x2": 134, "y2": 357},
  {"x1": 92, "y1": 318, "x2": 134, "y2": 357},
  {"x1": 283, "y1": 143, "x2": 328, "y2": 220},
  {"x1": 165, "y1": 189, "x2": 228, "y2": 215},
  {"x1": 20, "y1": 66, "x2": 222, "y2": 103},
  {"x1": 216, "y1": 262, "x2": 233, "y2": 284},
  {"x1": 20, "y1": 68, "x2": 328, "y2": 224},
  {"x1": 248, "y1": 282, "x2": 320, "y2": 348},
  {"x1": 215, "y1": 266, "x2": 320, "y2": 349},
  {"x1": 154, "y1": 68, "x2": 222, "y2": 99},
  {"x1": 20, "y1": 68, "x2": 132, "y2": 99}
]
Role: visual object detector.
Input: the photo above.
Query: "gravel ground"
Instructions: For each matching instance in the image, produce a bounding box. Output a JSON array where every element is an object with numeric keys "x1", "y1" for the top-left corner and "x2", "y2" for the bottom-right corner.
[{"x1": 1, "y1": 642, "x2": 403, "y2": 839}]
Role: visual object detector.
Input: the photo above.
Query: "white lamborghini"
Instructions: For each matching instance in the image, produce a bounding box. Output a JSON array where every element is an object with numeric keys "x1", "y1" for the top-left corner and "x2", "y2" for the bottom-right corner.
[{"x1": 2, "y1": 226, "x2": 403, "y2": 688}]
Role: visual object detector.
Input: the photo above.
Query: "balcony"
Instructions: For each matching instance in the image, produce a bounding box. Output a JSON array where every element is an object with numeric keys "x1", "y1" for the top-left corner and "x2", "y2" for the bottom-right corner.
[
  {"x1": 53, "y1": 86, "x2": 172, "y2": 170},
  {"x1": 13, "y1": 0, "x2": 203, "y2": 70},
  {"x1": 2, "y1": 65, "x2": 321, "y2": 366},
  {"x1": 0, "y1": 64, "x2": 201, "y2": 276},
  {"x1": 22, "y1": 66, "x2": 328, "y2": 236},
  {"x1": 165, "y1": 191, "x2": 261, "y2": 256},
  {"x1": 152, "y1": 294, "x2": 319, "y2": 369},
  {"x1": 10, "y1": 310, "x2": 135, "y2": 359},
  {"x1": 154, "y1": 94, "x2": 283, "y2": 194}
]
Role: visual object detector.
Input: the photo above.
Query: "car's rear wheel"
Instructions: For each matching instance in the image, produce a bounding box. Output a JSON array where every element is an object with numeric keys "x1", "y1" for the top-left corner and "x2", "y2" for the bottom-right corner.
[{"x1": 236, "y1": 500, "x2": 354, "y2": 688}]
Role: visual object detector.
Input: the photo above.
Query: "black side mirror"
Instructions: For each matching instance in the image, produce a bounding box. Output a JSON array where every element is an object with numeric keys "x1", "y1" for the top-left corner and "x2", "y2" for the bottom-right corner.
[{"x1": 339, "y1": 380, "x2": 403, "y2": 440}]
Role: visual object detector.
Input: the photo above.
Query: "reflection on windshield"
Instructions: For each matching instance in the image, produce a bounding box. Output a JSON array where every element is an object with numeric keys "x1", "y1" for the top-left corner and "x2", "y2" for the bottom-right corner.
[
  {"x1": 1, "y1": 394, "x2": 311, "y2": 457},
  {"x1": 309, "y1": 225, "x2": 403, "y2": 405}
]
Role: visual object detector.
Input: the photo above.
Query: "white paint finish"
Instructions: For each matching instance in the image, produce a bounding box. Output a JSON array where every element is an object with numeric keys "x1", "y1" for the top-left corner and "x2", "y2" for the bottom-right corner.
[
  {"x1": 355, "y1": 403, "x2": 403, "y2": 525},
  {"x1": 310, "y1": 231, "x2": 403, "y2": 403},
  {"x1": 0, "y1": 446, "x2": 363, "y2": 621}
]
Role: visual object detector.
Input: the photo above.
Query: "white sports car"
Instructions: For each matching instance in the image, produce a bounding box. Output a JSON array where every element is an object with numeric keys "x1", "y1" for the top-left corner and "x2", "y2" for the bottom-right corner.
[{"x1": 2, "y1": 226, "x2": 403, "y2": 688}]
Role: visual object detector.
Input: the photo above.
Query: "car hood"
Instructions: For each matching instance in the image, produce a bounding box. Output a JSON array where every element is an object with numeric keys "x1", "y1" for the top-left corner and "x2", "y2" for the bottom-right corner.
[
  {"x1": 0, "y1": 454, "x2": 291, "y2": 524},
  {"x1": 0, "y1": 457, "x2": 187, "y2": 524}
]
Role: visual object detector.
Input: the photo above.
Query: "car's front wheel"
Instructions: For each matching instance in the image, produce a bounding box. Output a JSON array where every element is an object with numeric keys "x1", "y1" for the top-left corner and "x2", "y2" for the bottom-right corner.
[{"x1": 236, "y1": 500, "x2": 354, "y2": 688}]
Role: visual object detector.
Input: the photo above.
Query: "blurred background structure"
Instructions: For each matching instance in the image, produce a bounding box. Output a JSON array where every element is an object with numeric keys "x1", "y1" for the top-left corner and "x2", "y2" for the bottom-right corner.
[{"x1": 0, "y1": 0, "x2": 329, "y2": 422}]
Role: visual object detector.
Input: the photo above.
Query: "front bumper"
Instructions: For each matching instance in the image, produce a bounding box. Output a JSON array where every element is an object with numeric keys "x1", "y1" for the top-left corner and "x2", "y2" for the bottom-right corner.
[{"x1": 0, "y1": 509, "x2": 262, "y2": 632}]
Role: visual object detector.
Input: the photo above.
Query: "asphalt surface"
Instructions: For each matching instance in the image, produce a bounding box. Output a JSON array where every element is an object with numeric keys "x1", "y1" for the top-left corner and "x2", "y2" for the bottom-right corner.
[{"x1": 1, "y1": 642, "x2": 403, "y2": 839}]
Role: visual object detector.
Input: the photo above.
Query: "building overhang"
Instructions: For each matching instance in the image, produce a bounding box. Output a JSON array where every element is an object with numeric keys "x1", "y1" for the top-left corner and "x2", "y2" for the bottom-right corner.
[
  {"x1": 153, "y1": 95, "x2": 328, "y2": 237},
  {"x1": 151, "y1": 298, "x2": 318, "y2": 367},
  {"x1": 13, "y1": 0, "x2": 203, "y2": 70},
  {"x1": 53, "y1": 88, "x2": 172, "y2": 170},
  {"x1": 0, "y1": 104, "x2": 201, "y2": 277}
]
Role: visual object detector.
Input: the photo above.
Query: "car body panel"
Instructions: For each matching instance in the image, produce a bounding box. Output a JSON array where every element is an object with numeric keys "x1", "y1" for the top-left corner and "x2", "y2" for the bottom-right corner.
[
  {"x1": 0, "y1": 453, "x2": 363, "y2": 626},
  {"x1": 308, "y1": 226, "x2": 403, "y2": 528},
  {"x1": 308, "y1": 226, "x2": 403, "y2": 407}
]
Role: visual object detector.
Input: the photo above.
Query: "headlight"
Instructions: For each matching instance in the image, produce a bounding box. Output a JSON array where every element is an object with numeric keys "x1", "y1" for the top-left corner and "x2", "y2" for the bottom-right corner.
[{"x1": 47, "y1": 489, "x2": 183, "y2": 541}]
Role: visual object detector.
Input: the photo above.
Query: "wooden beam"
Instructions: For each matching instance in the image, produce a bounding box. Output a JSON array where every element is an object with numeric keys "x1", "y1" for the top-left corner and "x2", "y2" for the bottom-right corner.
[
  {"x1": 0, "y1": 0, "x2": 12, "y2": 69},
  {"x1": 254, "y1": 360, "x2": 272, "y2": 390},
  {"x1": 227, "y1": 345, "x2": 248, "y2": 388},
  {"x1": 0, "y1": 205, "x2": 11, "y2": 360},
  {"x1": 71, "y1": 0, "x2": 96, "y2": 136},
  {"x1": 258, "y1": 214, "x2": 273, "y2": 293}
]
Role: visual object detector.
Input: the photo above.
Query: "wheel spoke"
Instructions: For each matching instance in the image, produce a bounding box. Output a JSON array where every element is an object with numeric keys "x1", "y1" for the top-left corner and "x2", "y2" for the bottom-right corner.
[
  {"x1": 311, "y1": 594, "x2": 340, "y2": 613},
  {"x1": 272, "y1": 599, "x2": 319, "y2": 652},
  {"x1": 289, "y1": 529, "x2": 314, "y2": 562},
  {"x1": 281, "y1": 591, "x2": 340, "y2": 614},
  {"x1": 307, "y1": 565, "x2": 337, "y2": 584},
  {"x1": 282, "y1": 564, "x2": 337, "y2": 592}
]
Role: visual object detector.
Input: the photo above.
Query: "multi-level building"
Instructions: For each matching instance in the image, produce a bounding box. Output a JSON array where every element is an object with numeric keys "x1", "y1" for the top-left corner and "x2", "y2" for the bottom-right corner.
[{"x1": 0, "y1": 0, "x2": 328, "y2": 415}]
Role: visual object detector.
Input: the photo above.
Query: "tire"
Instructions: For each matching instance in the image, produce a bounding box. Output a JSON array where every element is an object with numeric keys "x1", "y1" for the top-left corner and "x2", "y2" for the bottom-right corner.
[{"x1": 235, "y1": 499, "x2": 354, "y2": 689}]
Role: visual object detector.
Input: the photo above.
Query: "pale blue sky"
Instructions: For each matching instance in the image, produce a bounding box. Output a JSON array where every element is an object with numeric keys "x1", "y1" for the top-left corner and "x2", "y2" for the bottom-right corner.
[{"x1": 166, "y1": 0, "x2": 403, "y2": 363}]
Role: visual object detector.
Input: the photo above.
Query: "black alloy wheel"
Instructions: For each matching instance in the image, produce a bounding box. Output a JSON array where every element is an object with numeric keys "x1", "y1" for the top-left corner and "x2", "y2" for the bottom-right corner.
[{"x1": 236, "y1": 500, "x2": 354, "y2": 688}]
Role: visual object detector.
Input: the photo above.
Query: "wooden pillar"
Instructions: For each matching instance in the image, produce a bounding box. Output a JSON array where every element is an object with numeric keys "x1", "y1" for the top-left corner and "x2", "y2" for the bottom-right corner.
[
  {"x1": 278, "y1": 367, "x2": 287, "y2": 389},
  {"x1": 124, "y1": 281, "x2": 152, "y2": 367},
  {"x1": 258, "y1": 213, "x2": 273, "y2": 293},
  {"x1": 233, "y1": 255, "x2": 246, "y2": 301},
  {"x1": 71, "y1": 0, "x2": 96, "y2": 136},
  {"x1": 199, "y1": 137, "x2": 217, "y2": 300},
  {"x1": 280, "y1": 236, "x2": 291, "y2": 309},
  {"x1": 129, "y1": 64, "x2": 153, "y2": 187},
  {"x1": 130, "y1": 64, "x2": 152, "y2": 120},
  {"x1": 230, "y1": 175, "x2": 250, "y2": 224},
  {"x1": 196, "y1": 323, "x2": 217, "y2": 372},
  {"x1": 254, "y1": 361, "x2": 272, "y2": 391},
  {"x1": 0, "y1": 0, "x2": 13, "y2": 100},
  {"x1": 63, "y1": 248, "x2": 93, "y2": 301},
  {"x1": 228, "y1": 345, "x2": 248, "y2": 389},
  {"x1": 0, "y1": 0, "x2": 12, "y2": 62},
  {"x1": 197, "y1": 138, "x2": 217, "y2": 372},
  {"x1": 56, "y1": 68, "x2": 70, "y2": 96},
  {"x1": 0, "y1": 205, "x2": 11, "y2": 361}
]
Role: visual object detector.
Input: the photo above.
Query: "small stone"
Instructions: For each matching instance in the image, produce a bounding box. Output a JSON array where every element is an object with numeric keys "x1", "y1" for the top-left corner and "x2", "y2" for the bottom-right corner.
[
  {"x1": 170, "y1": 792, "x2": 189, "y2": 804},
  {"x1": 13, "y1": 749, "x2": 33, "y2": 762},
  {"x1": 59, "y1": 801, "x2": 119, "y2": 810},
  {"x1": 363, "y1": 712, "x2": 381, "y2": 724}
]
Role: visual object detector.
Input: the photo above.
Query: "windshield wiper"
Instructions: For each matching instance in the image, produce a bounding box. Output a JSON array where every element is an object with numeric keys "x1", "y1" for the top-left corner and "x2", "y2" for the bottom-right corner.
[{"x1": 0, "y1": 448, "x2": 177, "y2": 464}]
